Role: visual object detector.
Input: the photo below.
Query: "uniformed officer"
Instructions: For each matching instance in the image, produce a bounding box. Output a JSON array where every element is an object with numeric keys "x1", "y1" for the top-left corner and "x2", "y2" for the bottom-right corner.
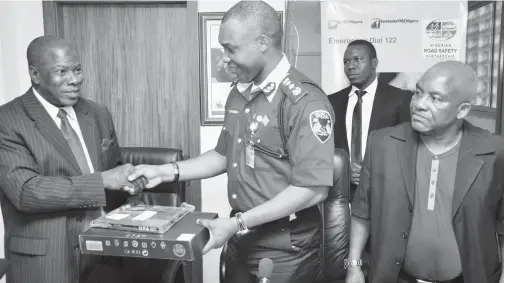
[{"x1": 128, "y1": 1, "x2": 335, "y2": 282}]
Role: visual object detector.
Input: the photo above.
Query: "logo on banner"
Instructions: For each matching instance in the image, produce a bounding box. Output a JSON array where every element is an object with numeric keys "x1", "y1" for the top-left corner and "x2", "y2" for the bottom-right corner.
[
  {"x1": 425, "y1": 20, "x2": 457, "y2": 40},
  {"x1": 328, "y1": 20, "x2": 338, "y2": 29},
  {"x1": 371, "y1": 18, "x2": 381, "y2": 29}
]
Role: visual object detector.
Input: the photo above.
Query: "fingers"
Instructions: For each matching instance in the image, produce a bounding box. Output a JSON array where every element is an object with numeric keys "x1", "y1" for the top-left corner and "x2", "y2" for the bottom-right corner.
[
  {"x1": 127, "y1": 165, "x2": 146, "y2": 181},
  {"x1": 202, "y1": 240, "x2": 213, "y2": 255},
  {"x1": 196, "y1": 218, "x2": 210, "y2": 228}
]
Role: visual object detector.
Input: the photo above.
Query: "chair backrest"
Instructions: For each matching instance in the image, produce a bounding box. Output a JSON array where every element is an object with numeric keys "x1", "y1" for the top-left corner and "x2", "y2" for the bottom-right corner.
[
  {"x1": 317, "y1": 148, "x2": 351, "y2": 282},
  {"x1": 120, "y1": 147, "x2": 185, "y2": 207}
]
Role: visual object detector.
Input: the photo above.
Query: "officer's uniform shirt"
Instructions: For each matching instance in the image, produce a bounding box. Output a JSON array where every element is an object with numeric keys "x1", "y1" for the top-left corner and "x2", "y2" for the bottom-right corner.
[{"x1": 215, "y1": 55, "x2": 335, "y2": 213}]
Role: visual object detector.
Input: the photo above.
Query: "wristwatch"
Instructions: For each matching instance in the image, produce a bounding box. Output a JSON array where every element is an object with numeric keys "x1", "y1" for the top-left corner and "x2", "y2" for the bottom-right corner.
[
  {"x1": 234, "y1": 212, "x2": 250, "y2": 235},
  {"x1": 344, "y1": 259, "x2": 362, "y2": 269}
]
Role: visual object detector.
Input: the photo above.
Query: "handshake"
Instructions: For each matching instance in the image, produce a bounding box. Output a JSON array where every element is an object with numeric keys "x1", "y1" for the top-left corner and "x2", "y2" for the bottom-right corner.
[{"x1": 101, "y1": 163, "x2": 172, "y2": 194}]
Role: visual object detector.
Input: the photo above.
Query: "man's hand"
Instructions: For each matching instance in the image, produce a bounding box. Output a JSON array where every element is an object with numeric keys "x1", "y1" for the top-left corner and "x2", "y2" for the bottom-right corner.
[
  {"x1": 128, "y1": 164, "x2": 174, "y2": 189},
  {"x1": 351, "y1": 163, "x2": 362, "y2": 185},
  {"x1": 102, "y1": 164, "x2": 140, "y2": 193},
  {"x1": 345, "y1": 266, "x2": 365, "y2": 283},
  {"x1": 196, "y1": 217, "x2": 238, "y2": 254}
]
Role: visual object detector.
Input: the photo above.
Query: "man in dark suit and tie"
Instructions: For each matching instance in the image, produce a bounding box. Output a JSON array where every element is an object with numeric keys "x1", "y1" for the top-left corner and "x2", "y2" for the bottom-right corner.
[
  {"x1": 328, "y1": 40, "x2": 412, "y2": 200},
  {"x1": 0, "y1": 36, "x2": 140, "y2": 283},
  {"x1": 346, "y1": 61, "x2": 503, "y2": 283}
]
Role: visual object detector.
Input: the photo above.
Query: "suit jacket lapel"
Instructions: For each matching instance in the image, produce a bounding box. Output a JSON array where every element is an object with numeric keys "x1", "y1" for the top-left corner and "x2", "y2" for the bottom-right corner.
[
  {"x1": 452, "y1": 122, "x2": 490, "y2": 217},
  {"x1": 393, "y1": 124, "x2": 418, "y2": 205},
  {"x1": 74, "y1": 98, "x2": 101, "y2": 172},
  {"x1": 369, "y1": 83, "x2": 389, "y2": 134},
  {"x1": 21, "y1": 89, "x2": 81, "y2": 173}
]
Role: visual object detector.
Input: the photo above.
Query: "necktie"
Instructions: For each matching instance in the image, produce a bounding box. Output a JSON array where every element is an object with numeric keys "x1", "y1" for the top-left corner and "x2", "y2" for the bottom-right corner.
[
  {"x1": 351, "y1": 90, "x2": 366, "y2": 163},
  {"x1": 57, "y1": 109, "x2": 90, "y2": 174}
]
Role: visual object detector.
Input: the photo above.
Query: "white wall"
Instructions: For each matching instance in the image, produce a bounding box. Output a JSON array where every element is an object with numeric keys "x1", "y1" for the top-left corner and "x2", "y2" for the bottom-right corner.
[
  {"x1": 0, "y1": 1, "x2": 44, "y2": 282},
  {"x1": 197, "y1": 1, "x2": 285, "y2": 282}
]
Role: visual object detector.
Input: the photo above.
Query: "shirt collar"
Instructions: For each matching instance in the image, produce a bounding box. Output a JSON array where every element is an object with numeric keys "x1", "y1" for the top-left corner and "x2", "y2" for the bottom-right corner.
[
  {"x1": 236, "y1": 54, "x2": 291, "y2": 102},
  {"x1": 349, "y1": 76, "x2": 378, "y2": 98},
  {"x1": 32, "y1": 87, "x2": 77, "y2": 121}
]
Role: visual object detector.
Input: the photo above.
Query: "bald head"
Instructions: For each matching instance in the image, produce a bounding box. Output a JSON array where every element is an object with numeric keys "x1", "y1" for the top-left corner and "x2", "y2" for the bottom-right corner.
[
  {"x1": 26, "y1": 36, "x2": 84, "y2": 107},
  {"x1": 222, "y1": 1, "x2": 282, "y2": 48},
  {"x1": 422, "y1": 61, "x2": 478, "y2": 104},
  {"x1": 410, "y1": 61, "x2": 478, "y2": 134},
  {"x1": 27, "y1": 36, "x2": 77, "y2": 69}
]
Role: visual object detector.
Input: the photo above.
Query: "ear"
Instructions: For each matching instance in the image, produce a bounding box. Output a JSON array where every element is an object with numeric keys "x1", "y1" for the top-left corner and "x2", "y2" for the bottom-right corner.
[
  {"x1": 371, "y1": 58, "x2": 378, "y2": 68},
  {"x1": 257, "y1": 35, "x2": 269, "y2": 53},
  {"x1": 456, "y1": 102, "x2": 472, "y2": 119},
  {"x1": 29, "y1": 66, "x2": 41, "y2": 85}
]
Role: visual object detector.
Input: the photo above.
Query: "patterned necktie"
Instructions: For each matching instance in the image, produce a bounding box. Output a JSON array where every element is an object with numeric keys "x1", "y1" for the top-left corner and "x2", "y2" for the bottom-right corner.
[
  {"x1": 57, "y1": 109, "x2": 90, "y2": 174},
  {"x1": 351, "y1": 90, "x2": 366, "y2": 163}
]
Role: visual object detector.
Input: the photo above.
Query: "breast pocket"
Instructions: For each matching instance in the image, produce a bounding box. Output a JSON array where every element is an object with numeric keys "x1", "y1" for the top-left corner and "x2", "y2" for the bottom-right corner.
[{"x1": 253, "y1": 125, "x2": 288, "y2": 170}]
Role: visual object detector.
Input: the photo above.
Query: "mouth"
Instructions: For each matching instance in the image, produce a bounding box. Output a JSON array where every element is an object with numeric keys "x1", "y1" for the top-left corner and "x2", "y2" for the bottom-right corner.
[
  {"x1": 62, "y1": 90, "x2": 80, "y2": 98},
  {"x1": 411, "y1": 113, "x2": 427, "y2": 121}
]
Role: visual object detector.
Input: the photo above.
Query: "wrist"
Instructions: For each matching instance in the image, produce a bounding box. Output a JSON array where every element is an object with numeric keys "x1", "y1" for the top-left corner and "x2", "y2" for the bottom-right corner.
[{"x1": 159, "y1": 164, "x2": 175, "y2": 182}]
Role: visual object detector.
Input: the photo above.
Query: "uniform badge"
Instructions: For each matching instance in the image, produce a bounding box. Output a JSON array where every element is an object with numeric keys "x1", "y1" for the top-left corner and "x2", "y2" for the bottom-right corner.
[
  {"x1": 262, "y1": 82, "x2": 276, "y2": 95},
  {"x1": 309, "y1": 110, "x2": 332, "y2": 144}
]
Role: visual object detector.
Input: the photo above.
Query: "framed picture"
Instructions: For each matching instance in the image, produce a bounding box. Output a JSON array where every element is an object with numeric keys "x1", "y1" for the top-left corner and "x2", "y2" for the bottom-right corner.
[{"x1": 199, "y1": 12, "x2": 283, "y2": 125}]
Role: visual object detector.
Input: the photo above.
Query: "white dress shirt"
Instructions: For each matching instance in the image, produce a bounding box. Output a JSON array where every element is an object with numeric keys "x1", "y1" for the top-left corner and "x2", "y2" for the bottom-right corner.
[
  {"x1": 236, "y1": 54, "x2": 291, "y2": 103},
  {"x1": 33, "y1": 88, "x2": 95, "y2": 173},
  {"x1": 345, "y1": 77, "x2": 378, "y2": 160}
]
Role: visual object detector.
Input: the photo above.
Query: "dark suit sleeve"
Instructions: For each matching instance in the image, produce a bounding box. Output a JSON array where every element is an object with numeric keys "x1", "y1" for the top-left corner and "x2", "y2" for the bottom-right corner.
[
  {"x1": 351, "y1": 130, "x2": 374, "y2": 219},
  {"x1": 0, "y1": 119, "x2": 107, "y2": 214}
]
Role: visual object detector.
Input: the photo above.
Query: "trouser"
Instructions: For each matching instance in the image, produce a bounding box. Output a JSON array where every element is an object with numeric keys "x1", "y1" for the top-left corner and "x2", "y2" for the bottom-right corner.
[
  {"x1": 222, "y1": 207, "x2": 321, "y2": 283},
  {"x1": 398, "y1": 269, "x2": 464, "y2": 283}
]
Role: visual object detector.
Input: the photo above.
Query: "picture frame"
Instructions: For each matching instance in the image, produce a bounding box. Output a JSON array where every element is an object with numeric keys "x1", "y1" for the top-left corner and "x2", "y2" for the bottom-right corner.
[{"x1": 198, "y1": 12, "x2": 283, "y2": 125}]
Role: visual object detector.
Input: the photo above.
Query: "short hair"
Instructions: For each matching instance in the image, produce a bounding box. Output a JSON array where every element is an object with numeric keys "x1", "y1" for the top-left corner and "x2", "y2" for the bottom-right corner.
[
  {"x1": 347, "y1": 39, "x2": 377, "y2": 59},
  {"x1": 222, "y1": 1, "x2": 283, "y2": 49}
]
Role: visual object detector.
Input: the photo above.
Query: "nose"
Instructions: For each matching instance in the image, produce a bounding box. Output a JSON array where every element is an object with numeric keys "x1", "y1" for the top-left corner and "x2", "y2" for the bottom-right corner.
[
  {"x1": 411, "y1": 94, "x2": 429, "y2": 111},
  {"x1": 67, "y1": 71, "x2": 82, "y2": 86},
  {"x1": 222, "y1": 50, "x2": 231, "y2": 64}
]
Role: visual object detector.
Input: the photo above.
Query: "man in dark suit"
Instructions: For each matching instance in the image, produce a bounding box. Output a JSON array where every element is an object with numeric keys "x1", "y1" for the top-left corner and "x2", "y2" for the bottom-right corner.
[
  {"x1": 328, "y1": 40, "x2": 412, "y2": 199},
  {"x1": 0, "y1": 36, "x2": 140, "y2": 283},
  {"x1": 346, "y1": 61, "x2": 503, "y2": 283}
]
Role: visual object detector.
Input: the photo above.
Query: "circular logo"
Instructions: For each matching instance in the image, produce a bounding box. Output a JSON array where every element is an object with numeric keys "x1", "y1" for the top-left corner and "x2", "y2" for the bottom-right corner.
[
  {"x1": 425, "y1": 20, "x2": 457, "y2": 41},
  {"x1": 173, "y1": 244, "x2": 186, "y2": 257}
]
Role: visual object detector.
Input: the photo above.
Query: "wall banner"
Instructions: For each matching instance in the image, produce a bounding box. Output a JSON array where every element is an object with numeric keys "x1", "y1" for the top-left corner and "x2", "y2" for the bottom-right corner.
[{"x1": 321, "y1": 1, "x2": 468, "y2": 94}]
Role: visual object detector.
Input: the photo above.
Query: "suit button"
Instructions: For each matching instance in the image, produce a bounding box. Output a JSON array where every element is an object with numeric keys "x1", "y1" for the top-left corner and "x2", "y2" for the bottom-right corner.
[
  {"x1": 231, "y1": 194, "x2": 237, "y2": 199},
  {"x1": 232, "y1": 163, "x2": 238, "y2": 168},
  {"x1": 237, "y1": 138, "x2": 242, "y2": 144},
  {"x1": 402, "y1": 232, "x2": 408, "y2": 239},
  {"x1": 408, "y1": 205, "x2": 413, "y2": 213},
  {"x1": 74, "y1": 245, "x2": 79, "y2": 250},
  {"x1": 395, "y1": 260, "x2": 401, "y2": 265},
  {"x1": 76, "y1": 216, "x2": 83, "y2": 223}
]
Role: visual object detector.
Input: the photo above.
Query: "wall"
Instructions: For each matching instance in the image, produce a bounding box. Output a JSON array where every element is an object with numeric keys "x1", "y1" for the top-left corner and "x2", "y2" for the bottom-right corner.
[
  {"x1": 197, "y1": 2, "x2": 285, "y2": 282},
  {"x1": 0, "y1": 2, "x2": 44, "y2": 282}
]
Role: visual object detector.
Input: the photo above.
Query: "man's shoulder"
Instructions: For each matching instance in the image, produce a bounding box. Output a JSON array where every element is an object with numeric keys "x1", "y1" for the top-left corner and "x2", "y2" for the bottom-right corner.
[
  {"x1": 464, "y1": 121, "x2": 504, "y2": 154},
  {"x1": 370, "y1": 122, "x2": 411, "y2": 141},
  {"x1": 279, "y1": 68, "x2": 328, "y2": 104},
  {"x1": 328, "y1": 86, "x2": 352, "y2": 98},
  {"x1": 0, "y1": 94, "x2": 28, "y2": 121},
  {"x1": 77, "y1": 97, "x2": 110, "y2": 116}
]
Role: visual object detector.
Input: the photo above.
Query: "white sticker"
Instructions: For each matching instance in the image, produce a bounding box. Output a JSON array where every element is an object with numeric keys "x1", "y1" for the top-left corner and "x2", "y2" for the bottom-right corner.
[
  {"x1": 106, "y1": 213, "x2": 130, "y2": 220},
  {"x1": 86, "y1": 241, "x2": 103, "y2": 251},
  {"x1": 132, "y1": 210, "x2": 157, "y2": 221},
  {"x1": 176, "y1": 233, "x2": 195, "y2": 242}
]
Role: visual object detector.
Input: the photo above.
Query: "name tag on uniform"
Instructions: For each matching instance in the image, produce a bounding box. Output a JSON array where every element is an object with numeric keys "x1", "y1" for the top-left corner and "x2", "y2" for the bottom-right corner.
[{"x1": 246, "y1": 145, "x2": 254, "y2": 168}]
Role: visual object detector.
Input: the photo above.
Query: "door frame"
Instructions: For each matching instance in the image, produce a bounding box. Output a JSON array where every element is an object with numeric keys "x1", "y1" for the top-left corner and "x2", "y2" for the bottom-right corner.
[{"x1": 42, "y1": 1, "x2": 203, "y2": 283}]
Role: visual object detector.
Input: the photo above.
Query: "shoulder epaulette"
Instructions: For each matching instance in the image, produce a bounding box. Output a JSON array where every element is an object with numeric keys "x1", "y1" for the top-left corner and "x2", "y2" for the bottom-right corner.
[{"x1": 279, "y1": 74, "x2": 309, "y2": 103}]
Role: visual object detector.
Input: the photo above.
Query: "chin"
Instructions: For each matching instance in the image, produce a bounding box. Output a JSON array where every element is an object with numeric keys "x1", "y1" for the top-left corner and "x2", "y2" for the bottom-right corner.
[{"x1": 411, "y1": 121, "x2": 430, "y2": 133}]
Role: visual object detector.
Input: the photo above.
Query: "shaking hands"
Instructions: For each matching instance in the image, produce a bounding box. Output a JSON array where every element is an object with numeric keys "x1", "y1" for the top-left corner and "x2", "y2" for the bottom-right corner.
[{"x1": 101, "y1": 163, "x2": 148, "y2": 195}]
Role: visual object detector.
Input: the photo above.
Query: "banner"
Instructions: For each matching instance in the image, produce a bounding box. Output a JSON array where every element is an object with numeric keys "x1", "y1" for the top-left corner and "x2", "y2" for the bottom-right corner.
[{"x1": 321, "y1": 1, "x2": 468, "y2": 94}]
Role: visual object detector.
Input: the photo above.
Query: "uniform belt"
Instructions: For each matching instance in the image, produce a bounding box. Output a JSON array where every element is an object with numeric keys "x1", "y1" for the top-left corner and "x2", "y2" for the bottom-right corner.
[
  {"x1": 399, "y1": 269, "x2": 464, "y2": 283},
  {"x1": 230, "y1": 206, "x2": 319, "y2": 228}
]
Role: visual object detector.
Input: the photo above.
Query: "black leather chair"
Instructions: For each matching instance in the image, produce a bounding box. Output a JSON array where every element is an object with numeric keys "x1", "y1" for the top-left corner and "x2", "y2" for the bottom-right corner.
[
  {"x1": 219, "y1": 149, "x2": 351, "y2": 283},
  {"x1": 118, "y1": 147, "x2": 187, "y2": 283}
]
